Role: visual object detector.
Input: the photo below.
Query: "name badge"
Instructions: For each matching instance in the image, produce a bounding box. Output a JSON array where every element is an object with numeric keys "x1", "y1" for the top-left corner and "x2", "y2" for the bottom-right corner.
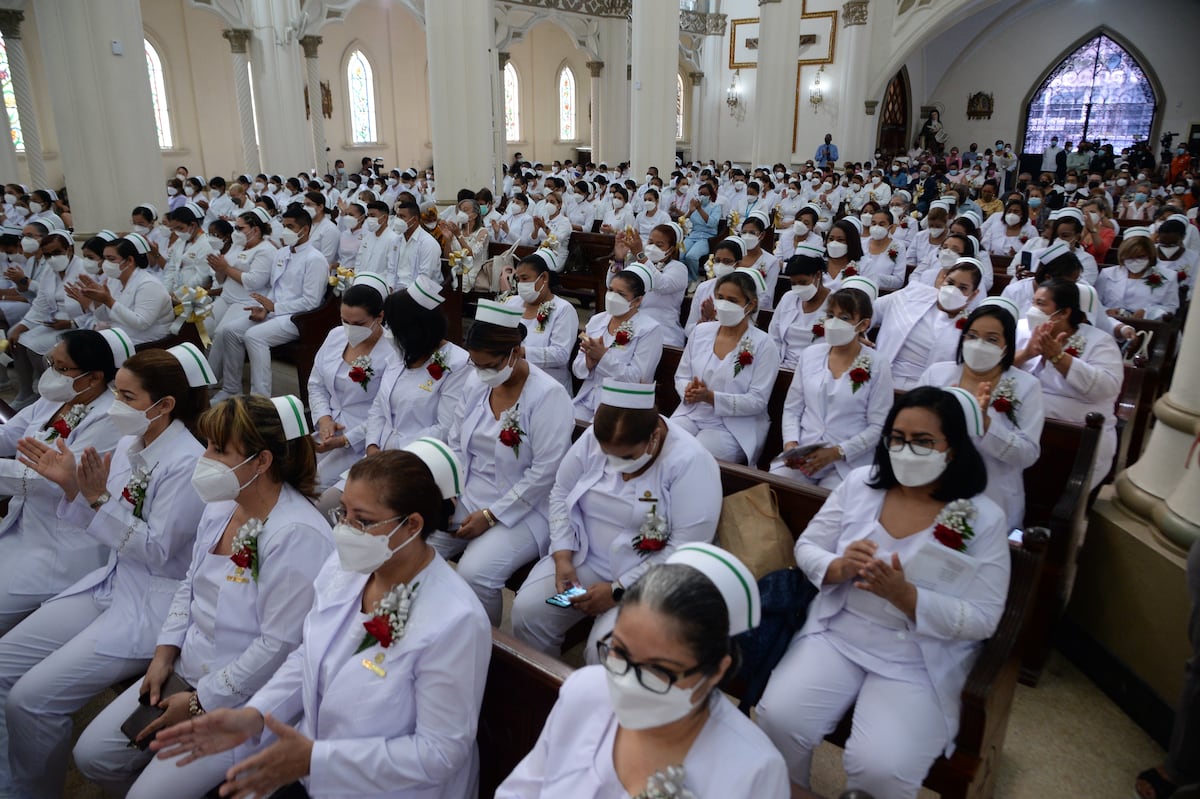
[
  {"x1": 361, "y1": 657, "x2": 387, "y2": 678},
  {"x1": 418, "y1": 379, "x2": 434, "y2": 392},
  {"x1": 226, "y1": 566, "x2": 250, "y2": 584},
  {"x1": 638, "y1": 490, "x2": 659, "y2": 503}
]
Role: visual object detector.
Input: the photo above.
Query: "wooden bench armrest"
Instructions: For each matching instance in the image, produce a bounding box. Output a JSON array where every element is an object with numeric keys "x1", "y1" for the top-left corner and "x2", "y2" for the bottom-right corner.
[
  {"x1": 490, "y1": 628, "x2": 575, "y2": 685},
  {"x1": 1049, "y1": 412, "x2": 1104, "y2": 525}
]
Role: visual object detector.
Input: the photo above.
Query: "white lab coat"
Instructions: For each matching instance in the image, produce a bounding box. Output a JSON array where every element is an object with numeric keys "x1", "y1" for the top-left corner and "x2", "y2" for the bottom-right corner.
[
  {"x1": 90, "y1": 267, "x2": 174, "y2": 344},
  {"x1": 365, "y1": 342, "x2": 471, "y2": 451},
  {"x1": 505, "y1": 295, "x2": 576, "y2": 392},
  {"x1": 857, "y1": 240, "x2": 908, "y2": 291},
  {"x1": 918, "y1": 362, "x2": 1044, "y2": 528},
  {"x1": 636, "y1": 207, "x2": 672, "y2": 239},
  {"x1": 768, "y1": 290, "x2": 830, "y2": 369},
  {"x1": 214, "y1": 240, "x2": 276, "y2": 307},
  {"x1": 18, "y1": 257, "x2": 86, "y2": 355},
  {"x1": 671, "y1": 322, "x2": 781, "y2": 465},
  {"x1": 497, "y1": 666, "x2": 790, "y2": 798},
  {"x1": 872, "y1": 283, "x2": 967, "y2": 391},
  {"x1": 245, "y1": 553, "x2": 491, "y2": 799},
  {"x1": 163, "y1": 234, "x2": 215, "y2": 295},
  {"x1": 571, "y1": 311, "x2": 664, "y2": 422},
  {"x1": 311, "y1": 217, "x2": 341, "y2": 266},
  {"x1": 1095, "y1": 265, "x2": 1179, "y2": 320},
  {"x1": 356, "y1": 228, "x2": 402, "y2": 283}
]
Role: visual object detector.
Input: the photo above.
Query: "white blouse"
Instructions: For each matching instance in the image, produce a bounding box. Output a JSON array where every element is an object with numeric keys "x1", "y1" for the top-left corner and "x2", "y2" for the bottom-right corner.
[
  {"x1": 364, "y1": 342, "x2": 471, "y2": 452},
  {"x1": 1095, "y1": 265, "x2": 1180, "y2": 321},
  {"x1": 768, "y1": 290, "x2": 830, "y2": 369},
  {"x1": 571, "y1": 311, "x2": 664, "y2": 422},
  {"x1": 505, "y1": 295, "x2": 577, "y2": 393}
]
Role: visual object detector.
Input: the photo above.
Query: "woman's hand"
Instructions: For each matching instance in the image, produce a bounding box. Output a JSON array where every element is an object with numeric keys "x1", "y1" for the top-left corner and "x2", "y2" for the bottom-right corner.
[
  {"x1": 208, "y1": 253, "x2": 230, "y2": 276},
  {"x1": 316, "y1": 415, "x2": 337, "y2": 443},
  {"x1": 151, "y1": 707, "x2": 265, "y2": 766},
  {"x1": 570, "y1": 582, "x2": 617, "y2": 617},
  {"x1": 455, "y1": 510, "x2": 492, "y2": 541},
  {"x1": 78, "y1": 274, "x2": 114, "y2": 307},
  {"x1": 800, "y1": 446, "x2": 841, "y2": 476},
  {"x1": 826, "y1": 539, "x2": 878, "y2": 584},
  {"x1": 248, "y1": 293, "x2": 275, "y2": 314},
  {"x1": 683, "y1": 378, "x2": 713, "y2": 406},
  {"x1": 698, "y1": 296, "x2": 716, "y2": 323},
  {"x1": 78, "y1": 447, "x2": 113, "y2": 506},
  {"x1": 973, "y1": 382, "x2": 993, "y2": 432},
  {"x1": 552, "y1": 551, "x2": 579, "y2": 594},
  {"x1": 219, "y1": 714, "x2": 312, "y2": 799},
  {"x1": 854, "y1": 553, "x2": 917, "y2": 619},
  {"x1": 4, "y1": 265, "x2": 25, "y2": 284},
  {"x1": 17, "y1": 437, "x2": 80, "y2": 498},
  {"x1": 141, "y1": 645, "x2": 180, "y2": 705},
  {"x1": 135, "y1": 691, "x2": 193, "y2": 746}
]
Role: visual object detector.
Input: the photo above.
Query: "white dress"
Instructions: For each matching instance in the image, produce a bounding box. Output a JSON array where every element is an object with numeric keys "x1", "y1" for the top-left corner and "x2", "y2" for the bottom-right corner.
[
  {"x1": 1094, "y1": 266, "x2": 1180, "y2": 320},
  {"x1": 571, "y1": 312, "x2": 664, "y2": 422},
  {"x1": 505, "y1": 294, "x2": 577, "y2": 392},
  {"x1": 163, "y1": 234, "x2": 215, "y2": 294},
  {"x1": 768, "y1": 291, "x2": 830, "y2": 369},
  {"x1": 620, "y1": 258, "x2": 687, "y2": 347},
  {"x1": 364, "y1": 342, "x2": 471, "y2": 451}
]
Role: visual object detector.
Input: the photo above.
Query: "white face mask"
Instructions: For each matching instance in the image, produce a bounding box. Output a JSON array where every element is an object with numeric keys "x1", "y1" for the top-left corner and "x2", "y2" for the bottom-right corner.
[
  {"x1": 108, "y1": 398, "x2": 164, "y2": 438},
  {"x1": 793, "y1": 221, "x2": 809, "y2": 237},
  {"x1": 475, "y1": 351, "x2": 515, "y2": 388},
  {"x1": 713, "y1": 298, "x2": 747, "y2": 327},
  {"x1": 871, "y1": 176, "x2": 882, "y2": 185},
  {"x1": 734, "y1": 181, "x2": 746, "y2": 191},
  {"x1": 279, "y1": 229, "x2": 299, "y2": 248},
  {"x1": 790, "y1": 282, "x2": 818, "y2": 302},
  {"x1": 645, "y1": 201, "x2": 658, "y2": 212},
  {"x1": 252, "y1": 182, "x2": 265, "y2": 192},
  {"x1": 962, "y1": 339, "x2": 1005, "y2": 372},
  {"x1": 938, "y1": 249, "x2": 960, "y2": 268},
  {"x1": 166, "y1": 187, "x2": 178, "y2": 197},
  {"x1": 38, "y1": 367, "x2": 84, "y2": 403},
  {"x1": 101, "y1": 260, "x2": 124, "y2": 279},
  {"x1": 826, "y1": 241, "x2": 848, "y2": 259},
  {"x1": 190, "y1": 453, "x2": 260, "y2": 503},
  {"x1": 20, "y1": 236, "x2": 38, "y2": 254},
  {"x1": 28, "y1": 201, "x2": 43, "y2": 214},
  {"x1": 888, "y1": 446, "x2": 950, "y2": 487},
  {"x1": 860, "y1": 213, "x2": 872, "y2": 227},
  {"x1": 605, "y1": 434, "x2": 657, "y2": 474},
  {"x1": 713, "y1": 262, "x2": 736, "y2": 279},
  {"x1": 455, "y1": 211, "x2": 470, "y2": 227},
  {"x1": 1124, "y1": 258, "x2": 1150, "y2": 274},
  {"x1": 1025, "y1": 306, "x2": 1053, "y2": 329},
  {"x1": 605, "y1": 662, "x2": 702, "y2": 730},
  {"x1": 869, "y1": 225, "x2": 889, "y2": 241},
  {"x1": 364, "y1": 217, "x2": 381, "y2": 233},
  {"x1": 937, "y1": 283, "x2": 969, "y2": 311},
  {"x1": 1004, "y1": 212, "x2": 1021, "y2": 227},
  {"x1": 386, "y1": 177, "x2": 398, "y2": 187},
  {"x1": 184, "y1": 186, "x2": 196, "y2": 197},
  {"x1": 642, "y1": 244, "x2": 666, "y2": 264},
  {"x1": 612, "y1": 198, "x2": 625, "y2": 210},
  {"x1": 82, "y1": 259, "x2": 102, "y2": 276},
  {"x1": 231, "y1": 231, "x2": 247, "y2": 248},
  {"x1": 517, "y1": 276, "x2": 543, "y2": 305},
  {"x1": 46, "y1": 254, "x2": 69, "y2": 273},
  {"x1": 2, "y1": 193, "x2": 14, "y2": 205},
  {"x1": 1159, "y1": 245, "x2": 1180, "y2": 258},
  {"x1": 605, "y1": 291, "x2": 632, "y2": 317},
  {"x1": 823, "y1": 316, "x2": 859, "y2": 347},
  {"x1": 333, "y1": 517, "x2": 417, "y2": 574},
  {"x1": 739, "y1": 232, "x2": 760, "y2": 251},
  {"x1": 343, "y1": 321, "x2": 375, "y2": 347}
]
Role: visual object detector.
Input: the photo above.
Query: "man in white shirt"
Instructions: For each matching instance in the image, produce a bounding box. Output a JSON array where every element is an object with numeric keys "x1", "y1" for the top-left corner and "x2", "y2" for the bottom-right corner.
[
  {"x1": 388, "y1": 201, "x2": 443, "y2": 291},
  {"x1": 355, "y1": 201, "x2": 400, "y2": 278},
  {"x1": 1041, "y1": 136, "x2": 1063, "y2": 174},
  {"x1": 205, "y1": 177, "x2": 238, "y2": 224},
  {"x1": 302, "y1": 192, "x2": 340, "y2": 266}
]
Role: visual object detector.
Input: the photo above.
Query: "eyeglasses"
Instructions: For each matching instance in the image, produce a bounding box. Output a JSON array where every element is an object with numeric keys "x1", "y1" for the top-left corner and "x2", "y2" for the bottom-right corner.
[
  {"x1": 328, "y1": 507, "x2": 404, "y2": 534},
  {"x1": 882, "y1": 433, "x2": 946, "y2": 457},
  {"x1": 44, "y1": 357, "x2": 82, "y2": 375},
  {"x1": 595, "y1": 635, "x2": 705, "y2": 695}
]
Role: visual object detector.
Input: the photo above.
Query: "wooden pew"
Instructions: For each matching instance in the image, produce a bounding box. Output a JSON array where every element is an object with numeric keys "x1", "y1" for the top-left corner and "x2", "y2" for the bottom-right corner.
[
  {"x1": 561, "y1": 231, "x2": 616, "y2": 311},
  {"x1": 133, "y1": 321, "x2": 205, "y2": 354}
]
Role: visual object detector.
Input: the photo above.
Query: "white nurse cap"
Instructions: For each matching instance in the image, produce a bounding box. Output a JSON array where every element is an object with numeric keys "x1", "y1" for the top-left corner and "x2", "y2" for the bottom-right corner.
[
  {"x1": 622, "y1": 261, "x2": 655, "y2": 293},
  {"x1": 793, "y1": 242, "x2": 825, "y2": 259},
  {"x1": 840, "y1": 275, "x2": 878, "y2": 302},
  {"x1": 47, "y1": 228, "x2": 74, "y2": 246},
  {"x1": 1123, "y1": 226, "x2": 1151, "y2": 240},
  {"x1": 663, "y1": 221, "x2": 684, "y2": 246},
  {"x1": 979, "y1": 296, "x2": 1019, "y2": 324},
  {"x1": 1037, "y1": 240, "x2": 1071, "y2": 265},
  {"x1": 122, "y1": 233, "x2": 151, "y2": 255},
  {"x1": 475, "y1": 298, "x2": 523, "y2": 328},
  {"x1": 352, "y1": 271, "x2": 389, "y2": 300},
  {"x1": 943, "y1": 386, "x2": 985, "y2": 438},
  {"x1": 599, "y1": 379, "x2": 656, "y2": 410},
  {"x1": 95, "y1": 229, "x2": 119, "y2": 243},
  {"x1": 747, "y1": 209, "x2": 772, "y2": 229},
  {"x1": 529, "y1": 248, "x2": 557, "y2": 273},
  {"x1": 99, "y1": 328, "x2": 134, "y2": 368},
  {"x1": 270, "y1": 394, "x2": 310, "y2": 441},
  {"x1": 139, "y1": 202, "x2": 159, "y2": 219},
  {"x1": 249, "y1": 207, "x2": 272, "y2": 226},
  {"x1": 407, "y1": 274, "x2": 444, "y2": 311},
  {"x1": 167, "y1": 342, "x2": 217, "y2": 387},
  {"x1": 1076, "y1": 282, "x2": 1100, "y2": 318},
  {"x1": 719, "y1": 236, "x2": 745, "y2": 259},
  {"x1": 666, "y1": 543, "x2": 761, "y2": 636},
  {"x1": 952, "y1": 256, "x2": 984, "y2": 274},
  {"x1": 181, "y1": 202, "x2": 205, "y2": 221},
  {"x1": 402, "y1": 437, "x2": 463, "y2": 500},
  {"x1": 733, "y1": 266, "x2": 768, "y2": 296}
]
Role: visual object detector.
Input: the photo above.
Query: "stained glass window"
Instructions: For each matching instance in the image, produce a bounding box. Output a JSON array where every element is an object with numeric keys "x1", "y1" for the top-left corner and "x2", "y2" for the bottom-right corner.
[
  {"x1": 1024, "y1": 34, "x2": 1155, "y2": 154},
  {"x1": 0, "y1": 37, "x2": 21, "y2": 152},
  {"x1": 558, "y1": 66, "x2": 576, "y2": 141},
  {"x1": 504, "y1": 63, "x2": 520, "y2": 143},
  {"x1": 675, "y1": 74, "x2": 684, "y2": 141},
  {"x1": 145, "y1": 39, "x2": 172, "y2": 149},
  {"x1": 347, "y1": 49, "x2": 376, "y2": 144}
]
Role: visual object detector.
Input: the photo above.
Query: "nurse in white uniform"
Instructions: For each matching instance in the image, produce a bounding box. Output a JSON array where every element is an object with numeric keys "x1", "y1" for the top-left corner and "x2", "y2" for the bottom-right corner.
[
  {"x1": 207, "y1": 208, "x2": 277, "y2": 327},
  {"x1": 774, "y1": 278, "x2": 893, "y2": 489},
  {"x1": 163, "y1": 202, "x2": 215, "y2": 296},
  {"x1": 308, "y1": 273, "x2": 396, "y2": 492},
  {"x1": 6, "y1": 229, "x2": 87, "y2": 389},
  {"x1": 512, "y1": 380, "x2": 722, "y2": 659},
  {"x1": 1095, "y1": 227, "x2": 1180, "y2": 321},
  {"x1": 82, "y1": 234, "x2": 174, "y2": 344},
  {"x1": 152, "y1": 443, "x2": 492, "y2": 799},
  {"x1": 636, "y1": 188, "x2": 671, "y2": 238},
  {"x1": 0, "y1": 329, "x2": 127, "y2": 635},
  {"x1": 499, "y1": 544, "x2": 790, "y2": 798},
  {"x1": 825, "y1": 219, "x2": 864, "y2": 293},
  {"x1": 738, "y1": 210, "x2": 782, "y2": 311},
  {"x1": 572, "y1": 263, "x2": 664, "y2": 422},
  {"x1": 918, "y1": 297, "x2": 1045, "y2": 528},
  {"x1": 505, "y1": 251, "x2": 577, "y2": 392},
  {"x1": 858, "y1": 208, "x2": 908, "y2": 290},
  {"x1": 430, "y1": 300, "x2": 574, "y2": 625},
  {"x1": 611, "y1": 222, "x2": 689, "y2": 347},
  {"x1": 769, "y1": 245, "x2": 831, "y2": 369},
  {"x1": 0, "y1": 343, "x2": 213, "y2": 798},
  {"x1": 757, "y1": 387, "x2": 1011, "y2": 799},
  {"x1": 684, "y1": 237, "x2": 742, "y2": 338},
  {"x1": 671, "y1": 268, "x2": 780, "y2": 465},
  {"x1": 73, "y1": 393, "x2": 333, "y2": 799}
]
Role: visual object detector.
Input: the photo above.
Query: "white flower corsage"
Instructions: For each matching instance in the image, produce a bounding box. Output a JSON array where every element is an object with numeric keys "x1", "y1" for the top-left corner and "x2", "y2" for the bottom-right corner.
[
  {"x1": 349, "y1": 355, "x2": 374, "y2": 391},
  {"x1": 121, "y1": 465, "x2": 153, "y2": 520},
  {"x1": 46, "y1": 404, "x2": 90, "y2": 442},
  {"x1": 535, "y1": 300, "x2": 554, "y2": 333},
  {"x1": 357, "y1": 581, "x2": 419, "y2": 653},
  {"x1": 634, "y1": 765, "x2": 695, "y2": 799},
  {"x1": 230, "y1": 517, "x2": 265, "y2": 582},
  {"x1": 1064, "y1": 332, "x2": 1086, "y2": 358},
  {"x1": 612, "y1": 319, "x2": 635, "y2": 348},
  {"x1": 631, "y1": 503, "x2": 669, "y2": 555},
  {"x1": 733, "y1": 336, "x2": 754, "y2": 376},
  {"x1": 849, "y1": 354, "x2": 872, "y2": 394},
  {"x1": 933, "y1": 499, "x2": 977, "y2": 552},
  {"x1": 990, "y1": 376, "x2": 1020, "y2": 425}
]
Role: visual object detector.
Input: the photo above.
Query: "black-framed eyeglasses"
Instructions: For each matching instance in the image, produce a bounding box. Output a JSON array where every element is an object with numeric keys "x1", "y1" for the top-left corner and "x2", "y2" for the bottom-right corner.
[
  {"x1": 882, "y1": 432, "x2": 946, "y2": 457},
  {"x1": 595, "y1": 635, "x2": 705, "y2": 695}
]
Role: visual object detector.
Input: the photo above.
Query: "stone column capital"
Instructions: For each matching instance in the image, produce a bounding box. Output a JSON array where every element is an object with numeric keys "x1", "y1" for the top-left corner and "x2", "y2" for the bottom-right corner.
[
  {"x1": 0, "y1": 10, "x2": 24, "y2": 40},
  {"x1": 842, "y1": 0, "x2": 869, "y2": 27},
  {"x1": 586, "y1": 60, "x2": 604, "y2": 78},
  {"x1": 499, "y1": 51, "x2": 510, "y2": 70},
  {"x1": 222, "y1": 28, "x2": 253, "y2": 54},
  {"x1": 299, "y1": 35, "x2": 323, "y2": 59},
  {"x1": 689, "y1": 71, "x2": 704, "y2": 85}
]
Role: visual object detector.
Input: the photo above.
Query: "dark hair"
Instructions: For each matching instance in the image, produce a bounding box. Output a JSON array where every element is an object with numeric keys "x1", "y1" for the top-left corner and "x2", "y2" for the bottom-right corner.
[
  {"x1": 956, "y1": 305, "x2": 1017, "y2": 371},
  {"x1": 872, "y1": 208, "x2": 894, "y2": 225},
  {"x1": 170, "y1": 206, "x2": 202, "y2": 227},
  {"x1": 366, "y1": 200, "x2": 390, "y2": 217},
  {"x1": 1035, "y1": 251, "x2": 1082, "y2": 284},
  {"x1": 257, "y1": 195, "x2": 277, "y2": 213},
  {"x1": 104, "y1": 239, "x2": 150, "y2": 270},
  {"x1": 651, "y1": 223, "x2": 679, "y2": 256},
  {"x1": 196, "y1": 395, "x2": 318, "y2": 497},
  {"x1": 951, "y1": 215, "x2": 977, "y2": 237},
  {"x1": 1037, "y1": 278, "x2": 1087, "y2": 327},
  {"x1": 784, "y1": 254, "x2": 825, "y2": 277},
  {"x1": 208, "y1": 219, "x2": 234, "y2": 240},
  {"x1": 867, "y1": 386, "x2": 988, "y2": 502},
  {"x1": 81, "y1": 236, "x2": 109, "y2": 260},
  {"x1": 830, "y1": 220, "x2": 865, "y2": 260},
  {"x1": 613, "y1": 270, "x2": 648, "y2": 298},
  {"x1": 341, "y1": 283, "x2": 385, "y2": 316},
  {"x1": 238, "y1": 211, "x2": 271, "y2": 240},
  {"x1": 384, "y1": 289, "x2": 447, "y2": 368},
  {"x1": 132, "y1": 205, "x2": 157, "y2": 223},
  {"x1": 347, "y1": 450, "x2": 453, "y2": 535},
  {"x1": 60, "y1": 329, "x2": 117, "y2": 383},
  {"x1": 713, "y1": 239, "x2": 744, "y2": 261},
  {"x1": 715, "y1": 271, "x2": 760, "y2": 305},
  {"x1": 742, "y1": 215, "x2": 769, "y2": 234},
  {"x1": 828, "y1": 287, "x2": 873, "y2": 320},
  {"x1": 594, "y1": 404, "x2": 659, "y2": 446},
  {"x1": 303, "y1": 191, "x2": 327, "y2": 211},
  {"x1": 122, "y1": 350, "x2": 210, "y2": 431},
  {"x1": 945, "y1": 232, "x2": 976, "y2": 258},
  {"x1": 1159, "y1": 219, "x2": 1186, "y2": 237},
  {"x1": 610, "y1": 185, "x2": 629, "y2": 202},
  {"x1": 395, "y1": 201, "x2": 421, "y2": 217},
  {"x1": 464, "y1": 319, "x2": 526, "y2": 356},
  {"x1": 621, "y1": 563, "x2": 733, "y2": 678},
  {"x1": 946, "y1": 260, "x2": 983, "y2": 290},
  {"x1": 797, "y1": 206, "x2": 820, "y2": 224},
  {"x1": 281, "y1": 205, "x2": 312, "y2": 229},
  {"x1": 210, "y1": 176, "x2": 226, "y2": 190}
]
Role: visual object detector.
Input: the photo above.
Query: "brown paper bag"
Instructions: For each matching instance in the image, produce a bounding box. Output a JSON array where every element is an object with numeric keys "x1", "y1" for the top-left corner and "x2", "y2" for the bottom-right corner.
[{"x1": 716, "y1": 483, "x2": 797, "y2": 580}]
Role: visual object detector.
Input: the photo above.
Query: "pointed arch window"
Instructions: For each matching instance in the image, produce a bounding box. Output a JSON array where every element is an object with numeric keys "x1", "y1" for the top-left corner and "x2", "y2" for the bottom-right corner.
[
  {"x1": 675, "y1": 74, "x2": 684, "y2": 141},
  {"x1": 558, "y1": 66, "x2": 576, "y2": 141},
  {"x1": 504, "y1": 62, "x2": 520, "y2": 142},
  {"x1": 0, "y1": 36, "x2": 21, "y2": 151},
  {"x1": 347, "y1": 49, "x2": 377, "y2": 144},
  {"x1": 1023, "y1": 33, "x2": 1155, "y2": 154},
  {"x1": 144, "y1": 39, "x2": 173, "y2": 149}
]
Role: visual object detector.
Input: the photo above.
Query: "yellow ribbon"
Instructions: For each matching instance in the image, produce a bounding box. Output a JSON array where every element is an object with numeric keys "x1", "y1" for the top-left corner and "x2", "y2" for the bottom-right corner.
[
  {"x1": 329, "y1": 266, "x2": 355, "y2": 297},
  {"x1": 172, "y1": 286, "x2": 214, "y2": 347}
]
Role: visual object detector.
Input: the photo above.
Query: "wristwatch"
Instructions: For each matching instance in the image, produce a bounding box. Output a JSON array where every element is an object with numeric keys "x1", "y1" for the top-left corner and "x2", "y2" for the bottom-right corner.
[
  {"x1": 89, "y1": 491, "x2": 111, "y2": 510},
  {"x1": 611, "y1": 581, "x2": 625, "y2": 602}
]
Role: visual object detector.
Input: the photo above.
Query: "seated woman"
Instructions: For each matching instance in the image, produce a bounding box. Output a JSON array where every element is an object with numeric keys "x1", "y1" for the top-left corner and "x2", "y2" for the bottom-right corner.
[
  {"x1": 129, "y1": 203, "x2": 171, "y2": 268},
  {"x1": 873, "y1": 258, "x2": 983, "y2": 391},
  {"x1": 905, "y1": 201, "x2": 952, "y2": 278},
  {"x1": 1095, "y1": 227, "x2": 1180, "y2": 321},
  {"x1": 431, "y1": 301, "x2": 573, "y2": 625},
  {"x1": 1080, "y1": 197, "x2": 1117, "y2": 266},
  {"x1": 499, "y1": 544, "x2": 789, "y2": 797},
  {"x1": 671, "y1": 268, "x2": 780, "y2": 465},
  {"x1": 1014, "y1": 279, "x2": 1122, "y2": 490},
  {"x1": 774, "y1": 202, "x2": 824, "y2": 261},
  {"x1": 982, "y1": 199, "x2": 1036, "y2": 257},
  {"x1": 635, "y1": 187, "x2": 671, "y2": 239},
  {"x1": 207, "y1": 207, "x2": 276, "y2": 326},
  {"x1": 0, "y1": 329, "x2": 126, "y2": 635},
  {"x1": 825, "y1": 218, "x2": 865, "y2": 293},
  {"x1": 918, "y1": 297, "x2": 1044, "y2": 528},
  {"x1": 737, "y1": 210, "x2": 782, "y2": 310},
  {"x1": 572, "y1": 263, "x2": 664, "y2": 423},
  {"x1": 910, "y1": 231, "x2": 975, "y2": 287},
  {"x1": 1153, "y1": 217, "x2": 1197, "y2": 299},
  {"x1": 773, "y1": 278, "x2": 893, "y2": 489},
  {"x1": 857, "y1": 209, "x2": 908, "y2": 291},
  {"x1": 78, "y1": 234, "x2": 174, "y2": 344},
  {"x1": 680, "y1": 183, "x2": 722, "y2": 283},
  {"x1": 599, "y1": 185, "x2": 637, "y2": 236},
  {"x1": 684, "y1": 237, "x2": 742, "y2": 338},
  {"x1": 151, "y1": 444, "x2": 492, "y2": 799},
  {"x1": 769, "y1": 246, "x2": 832, "y2": 369},
  {"x1": 757, "y1": 387, "x2": 1011, "y2": 799},
  {"x1": 529, "y1": 192, "x2": 572, "y2": 268},
  {"x1": 0, "y1": 343, "x2": 212, "y2": 798},
  {"x1": 162, "y1": 202, "x2": 215, "y2": 298},
  {"x1": 335, "y1": 200, "x2": 368, "y2": 272},
  {"x1": 505, "y1": 251, "x2": 576, "y2": 392},
  {"x1": 308, "y1": 274, "x2": 396, "y2": 493},
  {"x1": 73, "y1": 394, "x2": 332, "y2": 798},
  {"x1": 512, "y1": 380, "x2": 722, "y2": 659},
  {"x1": 611, "y1": 222, "x2": 688, "y2": 347},
  {"x1": 440, "y1": 196, "x2": 492, "y2": 266}
]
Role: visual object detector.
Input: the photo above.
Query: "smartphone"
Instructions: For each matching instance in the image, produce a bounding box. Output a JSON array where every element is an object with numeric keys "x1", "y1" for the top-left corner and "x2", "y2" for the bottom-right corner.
[
  {"x1": 780, "y1": 443, "x2": 827, "y2": 462},
  {"x1": 1020, "y1": 250, "x2": 1034, "y2": 272},
  {"x1": 545, "y1": 585, "x2": 587, "y2": 608}
]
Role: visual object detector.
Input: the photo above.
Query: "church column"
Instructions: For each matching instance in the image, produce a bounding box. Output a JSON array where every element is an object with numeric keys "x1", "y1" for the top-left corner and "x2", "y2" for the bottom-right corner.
[
  {"x1": 689, "y1": 71, "x2": 704, "y2": 162},
  {"x1": 832, "y1": 0, "x2": 871, "y2": 163},
  {"x1": 222, "y1": 28, "x2": 261, "y2": 176},
  {"x1": 587, "y1": 60, "x2": 603, "y2": 163},
  {"x1": 0, "y1": 10, "x2": 46, "y2": 188},
  {"x1": 751, "y1": 0, "x2": 804, "y2": 165},
  {"x1": 629, "y1": 1, "x2": 678, "y2": 176},
  {"x1": 493, "y1": 52, "x2": 509, "y2": 193},
  {"x1": 425, "y1": 0, "x2": 495, "y2": 205},
  {"x1": 299, "y1": 35, "x2": 328, "y2": 175},
  {"x1": 246, "y1": 0, "x2": 311, "y2": 175},
  {"x1": 30, "y1": 0, "x2": 159, "y2": 232},
  {"x1": 596, "y1": 16, "x2": 629, "y2": 166}
]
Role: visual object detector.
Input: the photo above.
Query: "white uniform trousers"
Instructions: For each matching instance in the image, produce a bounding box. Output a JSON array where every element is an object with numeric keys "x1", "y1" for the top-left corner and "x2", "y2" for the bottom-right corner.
[
  {"x1": 73, "y1": 680, "x2": 235, "y2": 799},
  {"x1": 217, "y1": 314, "x2": 298, "y2": 398},
  {"x1": 429, "y1": 520, "x2": 542, "y2": 627},
  {"x1": 510, "y1": 557, "x2": 616, "y2": 664},
  {"x1": 210, "y1": 308, "x2": 253, "y2": 390},
  {"x1": 670, "y1": 416, "x2": 746, "y2": 464},
  {"x1": 0, "y1": 591, "x2": 148, "y2": 799},
  {"x1": 756, "y1": 633, "x2": 949, "y2": 799},
  {"x1": 768, "y1": 462, "x2": 844, "y2": 490}
]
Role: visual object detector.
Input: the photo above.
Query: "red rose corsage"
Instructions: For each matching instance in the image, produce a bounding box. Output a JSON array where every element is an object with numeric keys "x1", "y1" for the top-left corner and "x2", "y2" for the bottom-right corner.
[
  {"x1": 614, "y1": 329, "x2": 631, "y2": 346},
  {"x1": 811, "y1": 322, "x2": 825, "y2": 338},
  {"x1": 843, "y1": 265, "x2": 858, "y2": 277}
]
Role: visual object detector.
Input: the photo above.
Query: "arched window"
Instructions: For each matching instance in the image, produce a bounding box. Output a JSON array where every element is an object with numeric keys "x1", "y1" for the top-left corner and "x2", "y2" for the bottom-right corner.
[
  {"x1": 1023, "y1": 33, "x2": 1155, "y2": 154},
  {"x1": 558, "y1": 65, "x2": 576, "y2": 141},
  {"x1": 0, "y1": 36, "x2": 21, "y2": 151},
  {"x1": 347, "y1": 49, "x2": 377, "y2": 144},
  {"x1": 504, "y1": 62, "x2": 520, "y2": 142},
  {"x1": 675, "y1": 74, "x2": 685, "y2": 141},
  {"x1": 144, "y1": 39, "x2": 173, "y2": 149}
]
